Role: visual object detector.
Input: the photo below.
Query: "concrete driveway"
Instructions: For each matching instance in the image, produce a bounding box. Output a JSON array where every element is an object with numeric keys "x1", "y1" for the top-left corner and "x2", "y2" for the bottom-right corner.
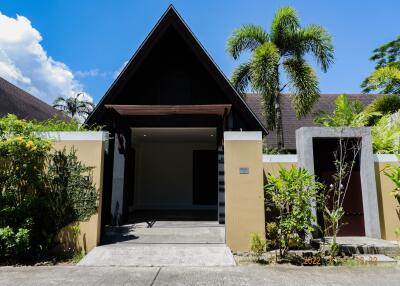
[
  {"x1": 79, "y1": 221, "x2": 236, "y2": 267},
  {"x1": 1, "y1": 265, "x2": 400, "y2": 286}
]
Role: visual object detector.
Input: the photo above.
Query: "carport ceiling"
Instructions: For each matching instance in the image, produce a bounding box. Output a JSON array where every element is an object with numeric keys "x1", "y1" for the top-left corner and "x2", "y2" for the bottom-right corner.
[{"x1": 131, "y1": 127, "x2": 216, "y2": 143}]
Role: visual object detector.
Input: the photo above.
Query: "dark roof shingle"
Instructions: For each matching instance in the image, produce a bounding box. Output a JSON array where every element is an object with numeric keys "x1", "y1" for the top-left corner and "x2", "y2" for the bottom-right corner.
[{"x1": 0, "y1": 77, "x2": 67, "y2": 121}]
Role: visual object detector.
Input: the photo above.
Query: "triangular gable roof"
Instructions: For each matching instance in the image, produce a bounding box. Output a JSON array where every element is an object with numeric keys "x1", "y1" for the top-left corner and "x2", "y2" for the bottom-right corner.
[{"x1": 86, "y1": 5, "x2": 267, "y2": 134}]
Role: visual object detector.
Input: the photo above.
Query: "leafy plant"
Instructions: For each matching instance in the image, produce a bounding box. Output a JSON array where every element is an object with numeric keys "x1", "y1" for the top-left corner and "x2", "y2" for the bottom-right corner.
[
  {"x1": 365, "y1": 95, "x2": 400, "y2": 115},
  {"x1": 361, "y1": 36, "x2": 400, "y2": 94},
  {"x1": 315, "y1": 94, "x2": 378, "y2": 127},
  {"x1": 371, "y1": 115, "x2": 400, "y2": 154},
  {"x1": 265, "y1": 222, "x2": 279, "y2": 250},
  {"x1": 265, "y1": 166, "x2": 324, "y2": 257},
  {"x1": 0, "y1": 116, "x2": 98, "y2": 262},
  {"x1": 322, "y1": 138, "x2": 361, "y2": 257},
  {"x1": 227, "y1": 6, "x2": 334, "y2": 148},
  {"x1": 249, "y1": 232, "x2": 266, "y2": 261},
  {"x1": 0, "y1": 114, "x2": 98, "y2": 134}
]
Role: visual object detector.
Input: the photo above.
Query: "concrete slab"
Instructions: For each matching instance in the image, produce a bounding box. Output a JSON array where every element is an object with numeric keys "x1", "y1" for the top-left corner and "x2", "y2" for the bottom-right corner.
[
  {"x1": 313, "y1": 236, "x2": 400, "y2": 256},
  {"x1": 2, "y1": 265, "x2": 400, "y2": 286},
  {"x1": 80, "y1": 221, "x2": 234, "y2": 267},
  {"x1": 103, "y1": 221, "x2": 224, "y2": 244},
  {"x1": 78, "y1": 244, "x2": 236, "y2": 266}
]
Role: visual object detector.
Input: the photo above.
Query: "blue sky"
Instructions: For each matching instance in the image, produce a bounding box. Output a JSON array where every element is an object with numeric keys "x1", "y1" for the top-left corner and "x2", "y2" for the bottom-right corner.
[{"x1": 0, "y1": 0, "x2": 399, "y2": 104}]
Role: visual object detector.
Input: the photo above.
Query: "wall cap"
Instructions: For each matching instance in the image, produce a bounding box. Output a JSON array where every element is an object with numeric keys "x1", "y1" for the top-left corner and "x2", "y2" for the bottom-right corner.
[
  {"x1": 263, "y1": 154, "x2": 297, "y2": 163},
  {"x1": 36, "y1": 131, "x2": 109, "y2": 141},
  {"x1": 374, "y1": 154, "x2": 399, "y2": 162},
  {"x1": 224, "y1": 131, "x2": 262, "y2": 141}
]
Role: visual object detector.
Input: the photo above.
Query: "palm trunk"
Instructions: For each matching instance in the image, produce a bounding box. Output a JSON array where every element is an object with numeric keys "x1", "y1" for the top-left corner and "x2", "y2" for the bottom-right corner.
[{"x1": 275, "y1": 90, "x2": 284, "y2": 149}]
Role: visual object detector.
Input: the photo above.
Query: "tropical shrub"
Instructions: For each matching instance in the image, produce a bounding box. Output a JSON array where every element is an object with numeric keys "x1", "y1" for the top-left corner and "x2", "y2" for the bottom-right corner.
[
  {"x1": 249, "y1": 233, "x2": 266, "y2": 261},
  {"x1": 371, "y1": 115, "x2": 400, "y2": 154},
  {"x1": 365, "y1": 95, "x2": 400, "y2": 115},
  {"x1": 0, "y1": 114, "x2": 98, "y2": 263},
  {"x1": 264, "y1": 166, "x2": 324, "y2": 257},
  {"x1": 314, "y1": 94, "x2": 377, "y2": 127},
  {"x1": 0, "y1": 114, "x2": 98, "y2": 133}
]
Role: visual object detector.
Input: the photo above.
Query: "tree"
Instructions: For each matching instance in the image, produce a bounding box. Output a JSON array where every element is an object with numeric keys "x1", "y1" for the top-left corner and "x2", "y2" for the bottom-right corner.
[
  {"x1": 53, "y1": 93, "x2": 94, "y2": 121},
  {"x1": 227, "y1": 6, "x2": 334, "y2": 148},
  {"x1": 361, "y1": 36, "x2": 400, "y2": 94}
]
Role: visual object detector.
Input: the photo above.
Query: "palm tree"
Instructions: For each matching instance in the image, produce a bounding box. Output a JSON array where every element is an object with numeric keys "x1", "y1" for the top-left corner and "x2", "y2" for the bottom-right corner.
[
  {"x1": 53, "y1": 93, "x2": 94, "y2": 120},
  {"x1": 227, "y1": 6, "x2": 334, "y2": 148}
]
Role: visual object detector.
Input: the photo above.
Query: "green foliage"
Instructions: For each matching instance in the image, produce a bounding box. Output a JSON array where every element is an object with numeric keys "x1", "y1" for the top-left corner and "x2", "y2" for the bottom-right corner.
[
  {"x1": 264, "y1": 166, "x2": 324, "y2": 257},
  {"x1": 362, "y1": 36, "x2": 400, "y2": 94},
  {"x1": 0, "y1": 115, "x2": 98, "y2": 263},
  {"x1": 365, "y1": 95, "x2": 400, "y2": 118},
  {"x1": 227, "y1": 5, "x2": 334, "y2": 147},
  {"x1": 371, "y1": 115, "x2": 400, "y2": 154},
  {"x1": 249, "y1": 233, "x2": 266, "y2": 260},
  {"x1": 0, "y1": 114, "x2": 98, "y2": 134},
  {"x1": 263, "y1": 147, "x2": 291, "y2": 154},
  {"x1": 314, "y1": 94, "x2": 377, "y2": 127},
  {"x1": 47, "y1": 148, "x2": 98, "y2": 231},
  {"x1": 265, "y1": 222, "x2": 279, "y2": 249}
]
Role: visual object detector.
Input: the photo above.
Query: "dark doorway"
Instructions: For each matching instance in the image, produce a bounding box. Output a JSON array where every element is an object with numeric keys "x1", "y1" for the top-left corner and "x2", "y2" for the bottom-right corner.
[
  {"x1": 313, "y1": 138, "x2": 365, "y2": 236},
  {"x1": 193, "y1": 150, "x2": 218, "y2": 205}
]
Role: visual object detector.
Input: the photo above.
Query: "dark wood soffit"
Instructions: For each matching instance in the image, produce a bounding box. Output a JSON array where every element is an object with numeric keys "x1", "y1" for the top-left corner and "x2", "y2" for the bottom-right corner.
[{"x1": 104, "y1": 104, "x2": 231, "y2": 116}]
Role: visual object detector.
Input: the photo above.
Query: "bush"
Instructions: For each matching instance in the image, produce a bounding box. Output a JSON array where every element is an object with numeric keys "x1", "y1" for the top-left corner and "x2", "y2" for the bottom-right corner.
[
  {"x1": 249, "y1": 233, "x2": 266, "y2": 261},
  {"x1": 0, "y1": 114, "x2": 98, "y2": 263},
  {"x1": 265, "y1": 222, "x2": 279, "y2": 250},
  {"x1": 365, "y1": 94, "x2": 400, "y2": 115},
  {"x1": 265, "y1": 166, "x2": 324, "y2": 257}
]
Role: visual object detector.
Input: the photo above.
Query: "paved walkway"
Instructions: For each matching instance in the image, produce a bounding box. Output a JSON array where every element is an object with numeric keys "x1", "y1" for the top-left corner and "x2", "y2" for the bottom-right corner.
[
  {"x1": 1, "y1": 265, "x2": 400, "y2": 285},
  {"x1": 79, "y1": 221, "x2": 236, "y2": 267}
]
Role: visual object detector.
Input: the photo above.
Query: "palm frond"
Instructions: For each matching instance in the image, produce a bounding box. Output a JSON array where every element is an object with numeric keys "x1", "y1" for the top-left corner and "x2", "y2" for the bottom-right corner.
[
  {"x1": 300, "y1": 24, "x2": 334, "y2": 72},
  {"x1": 231, "y1": 62, "x2": 252, "y2": 96},
  {"x1": 283, "y1": 58, "x2": 319, "y2": 118},
  {"x1": 270, "y1": 6, "x2": 300, "y2": 48},
  {"x1": 227, "y1": 24, "x2": 269, "y2": 59},
  {"x1": 250, "y1": 42, "x2": 280, "y2": 129}
]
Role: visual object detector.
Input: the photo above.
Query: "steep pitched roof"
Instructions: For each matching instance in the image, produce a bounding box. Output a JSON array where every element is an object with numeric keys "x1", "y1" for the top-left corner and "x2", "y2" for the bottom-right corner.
[
  {"x1": 86, "y1": 5, "x2": 267, "y2": 133},
  {"x1": 0, "y1": 77, "x2": 67, "y2": 121},
  {"x1": 246, "y1": 93, "x2": 380, "y2": 149}
]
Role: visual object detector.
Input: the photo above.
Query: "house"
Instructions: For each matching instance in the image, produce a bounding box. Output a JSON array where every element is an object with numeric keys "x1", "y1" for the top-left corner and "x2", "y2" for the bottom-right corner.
[
  {"x1": 86, "y1": 5, "x2": 267, "y2": 226},
  {"x1": 78, "y1": 5, "x2": 397, "y2": 252},
  {"x1": 0, "y1": 76, "x2": 66, "y2": 121}
]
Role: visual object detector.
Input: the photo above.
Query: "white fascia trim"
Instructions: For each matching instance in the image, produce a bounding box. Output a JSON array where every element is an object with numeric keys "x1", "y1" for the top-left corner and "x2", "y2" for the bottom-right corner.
[
  {"x1": 374, "y1": 154, "x2": 399, "y2": 162},
  {"x1": 36, "y1": 131, "x2": 109, "y2": 141},
  {"x1": 263, "y1": 154, "x2": 298, "y2": 163},
  {"x1": 224, "y1": 131, "x2": 262, "y2": 141}
]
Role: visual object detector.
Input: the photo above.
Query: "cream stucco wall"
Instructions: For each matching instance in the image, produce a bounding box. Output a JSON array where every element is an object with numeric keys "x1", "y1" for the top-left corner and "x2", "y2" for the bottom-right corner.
[
  {"x1": 40, "y1": 132, "x2": 107, "y2": 253},
  {"x1": 374, "y1": 155, "x2": 400, "y2": 241},
  {"x1": 224, "y1": 132, "x2": 265, "y2": 252}
]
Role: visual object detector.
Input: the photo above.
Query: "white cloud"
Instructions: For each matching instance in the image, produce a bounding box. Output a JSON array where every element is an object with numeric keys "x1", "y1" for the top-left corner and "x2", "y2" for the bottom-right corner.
[
  {"x1": 0, "y1": 12, "x2": 92, "y2": 104},
  {"x1": 113, "y1": 60, "x2": 128, "y2": 79}
]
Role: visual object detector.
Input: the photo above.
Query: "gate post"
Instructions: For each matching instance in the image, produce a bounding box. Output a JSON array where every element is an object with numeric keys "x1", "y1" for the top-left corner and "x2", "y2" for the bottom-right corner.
[{"x1": 224, "y1": 131, "x2": 265, "y2": 251}]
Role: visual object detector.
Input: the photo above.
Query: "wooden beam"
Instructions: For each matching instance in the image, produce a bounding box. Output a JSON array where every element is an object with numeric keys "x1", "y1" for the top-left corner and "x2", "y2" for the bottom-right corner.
[{"x1": 104, "y1": 104, "x2": 232, "y2": 116}]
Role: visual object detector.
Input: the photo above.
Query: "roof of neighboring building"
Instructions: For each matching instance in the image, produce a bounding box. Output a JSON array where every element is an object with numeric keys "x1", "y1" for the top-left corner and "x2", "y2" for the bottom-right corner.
[
  {"x1": 245, "y1": 93, "x2": 381, "y2": 149},
  {"x1": 0, "y1": 76, "x2": 67, "y2": 121}
]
